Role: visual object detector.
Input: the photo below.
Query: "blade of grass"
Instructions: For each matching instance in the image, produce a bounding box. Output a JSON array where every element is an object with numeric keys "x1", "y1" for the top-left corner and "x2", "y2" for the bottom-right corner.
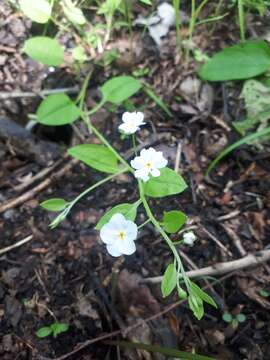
[
  {"x1": 206, "y1": 126, "x2": 270, "y2": 176},
  {"x1": 106, "y1": 340, "x2": 214, "y2": 360},
  {"x1": 143, "y1": 85, "x2": 173, "y2": 117}
]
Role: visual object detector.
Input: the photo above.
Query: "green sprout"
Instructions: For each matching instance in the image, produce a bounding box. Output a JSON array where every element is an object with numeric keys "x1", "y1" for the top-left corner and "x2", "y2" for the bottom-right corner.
[{"x1": 36, "y1": 322, "x2": 69, "y2": 338}]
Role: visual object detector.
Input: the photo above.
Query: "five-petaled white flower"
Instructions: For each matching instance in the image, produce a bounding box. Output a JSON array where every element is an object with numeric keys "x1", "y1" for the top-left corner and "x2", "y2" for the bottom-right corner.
[
  {"x1": 100, "y1": 213, "x2": 138, "y2": 257},
  {"x1": 130, "y1": 147, "x2": 168, "y2": 182},
  {"x1": 118, "y1": 111, "x2": 145, "y2": 135},
  {"x1": 183, "y1": 231, "x2": 197, "y2": 246}
]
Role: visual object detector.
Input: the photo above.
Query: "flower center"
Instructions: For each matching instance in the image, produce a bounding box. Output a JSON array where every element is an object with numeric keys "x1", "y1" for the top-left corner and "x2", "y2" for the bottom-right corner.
[
  {"x1": 117, "y1": 231, "x2": 126, "y2": 241},
  {"x1": 145, "y1": 161, "x2": 153, "y2": 169}
]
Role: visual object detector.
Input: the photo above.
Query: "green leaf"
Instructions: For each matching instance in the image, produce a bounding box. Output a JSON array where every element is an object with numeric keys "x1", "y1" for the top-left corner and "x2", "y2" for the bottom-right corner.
[
  {"x1": 222, "y1": 313, "x2": 232, "y2": 323},
  {"x1": 206, "y1": 126, "x2": 270, "y2": 175},
  {"x1": 68, "y1": 144, "x2": 119, "y2": 173},
  {"x1": 23, "y1": 37, "x2": 64, "y2": 66},
  {"x1": 236, "y1": 314, "x2": 246, "y2": 323},
  {"x1": 161, "y1": 263, "x2": 177, "y2": 298},
  {"x1": 188, "y1": 294, "x2": 204, "y2": 320},
  {"x1": 199, "y1": 40, "x2": 270, "y2": 81},
  {"x1": 144, "y1": 168, "x2": 187, "y2": 198},
  {"x1": 36, "y1": 326, "x2": 52, "y2": 338},
  {"x1": 96, "y1": 202, "x2": 139, "y2": 230},
  {"x1": 101, "y1": 76, "x2": 142, "y2": 104},
  {"x1": 19, "y1": 0, "x2": 51, "y2": 23},
  {"x1": 140, "y1": 0, "x2": 152, "y2": 4},
  {"x1": 189, "y1": 281, "x2": 217, "y2": 308},
  {"x1": 107, "y1": 340, "x2": 214, "y2": 360},
  {"x1": 36, "y1": 94, "x2": 80, "y2": 126},
  {"x1": 40, "y1": 198, "x2": 68, "y2": 212},
  {"x1": 62, "y1": 0, "x2": 86, "y2": 25},
  {"x1": 50, "y1": 322, "x2": 69, "y2": 338},
  {"x1": 162, "y1": 210, "x2": 187, "y2": 233}
]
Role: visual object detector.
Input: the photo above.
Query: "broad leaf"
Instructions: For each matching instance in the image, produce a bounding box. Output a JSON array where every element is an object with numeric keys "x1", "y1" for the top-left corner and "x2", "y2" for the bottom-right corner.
[
  {"x1": 50, "y1": 322, "x2": 69, "y2": 338},
  {"x1": 188, "y1": 294, "x2": 204, "y2": 320},
  {"x1": 40, "y1": 198, "x2": 68, "y2": 212},
  {"x1": 161, "y1": 263, "x2": 177, "y2": 297},
  {"x1": 68, "y1": 144, "x2": 119, "y2": 173},
  {"x1": 62, "y1": 0, "x2": 86, "y2": 25},
  {"x1": 199, "y1": 40, "x2": 270, "y2": 81},
  {"x1": 23, "y1": 37, "x2": 64, "y2": 66},
  {"x1": 36, "y1": 326, "x2": 52, "y2": 338},
  {"x1": 101, "y1": 76, "x2": 142, "y2": 104},
  {"x1": 144, "y1": 168, "x2": 187, "y2": 198},
  {"x1": 19, "y1": 0, "x2": 51, "y2": 23},
  {"x1": 36, "y1": 94, "x2": 80, "y2": 126},
  {"x1": 96, "y1": 202, "x2": 139, "y2": 230},
  {"x1": 162, "y1": 210, "x2": 186, "y2": 233}
]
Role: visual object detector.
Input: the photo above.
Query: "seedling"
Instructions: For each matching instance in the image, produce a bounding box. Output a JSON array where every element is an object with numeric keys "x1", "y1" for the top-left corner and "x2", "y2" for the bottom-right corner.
[
  {"x1": 36, "y1": 322, "x2": 69, "y2": 338},
  {"x1": 222, "y1": 313, "x2": 246, "y2": 329}
]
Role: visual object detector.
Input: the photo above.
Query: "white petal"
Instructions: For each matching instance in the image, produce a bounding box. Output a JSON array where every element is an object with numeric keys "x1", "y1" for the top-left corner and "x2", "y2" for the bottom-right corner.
[
  {"x1": 122, "y1": 112, "x2": 132, "y2": 123},
  {"x1": 134, "y1": 112, "x2": 145, "y2": 125},
  {"x1": 124, "y1": 221, "x2": 138, "y2": 241},
  {"x1": 131, "y1": 156, "x2": 144, "y2": 170},
  {"x1": 106, "y1": 244, "x2": 123, "y2": 257},
  {"x1": 118, "y1": 239, "x2": 136, "y2": 255},
  {"x1": 150, "y1": 168, "x2": 160, "y2": 177},
  {"x1": 119, "y1": 122, "x2": 137, "y2": 134},
  {"x1": 100, "y1": 223, "x2": 118, "y2": 244},
  {"x1": 134, "y1": 168, "x2": 150, "y2": 182},
  {"x1": 110, "y1": 213, "x2": 127, "y2": 229}
]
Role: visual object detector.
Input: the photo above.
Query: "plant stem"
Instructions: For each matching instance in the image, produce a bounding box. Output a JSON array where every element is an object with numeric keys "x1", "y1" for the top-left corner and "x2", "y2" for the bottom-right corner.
[
  {"x1": 238, "y1": 0, "x2": 245, "y2": 42},
  {"x1": 69, "y1": 167, "x2": 128, "y2": 210},
  {"x1": 81, "y1": 111, "x2": 133, "y2": 172},
  {"x1": 173, "y1": 0, "x2": 181, "y2": 46},
  {"x1": 138, "y1": 181, "x2": 189, "y2": 289},
  {"x1": 138, "y1": 218, "x2": 151, "y2": 229}
]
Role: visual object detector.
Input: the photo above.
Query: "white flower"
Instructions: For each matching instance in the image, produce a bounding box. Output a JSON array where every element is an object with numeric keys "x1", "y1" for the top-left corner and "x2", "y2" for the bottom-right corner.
[
  {"x1": 100, "y1": 213, "x2": 138, "y2": 257},
  {"x1": 183, "y1": 231, "x2": 197, "y2": 246},
  {"x1": 130, "y1": 147, "x2": 168, "y2": 182},
  {"x1": 118, "y1": 111, "x2": 145, "y2": 135}
]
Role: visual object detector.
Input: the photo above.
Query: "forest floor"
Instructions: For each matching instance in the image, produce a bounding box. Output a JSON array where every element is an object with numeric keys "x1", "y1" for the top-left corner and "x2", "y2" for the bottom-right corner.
[{"x1": 0, "y1": 2, "x2": 270, "y2": 360}]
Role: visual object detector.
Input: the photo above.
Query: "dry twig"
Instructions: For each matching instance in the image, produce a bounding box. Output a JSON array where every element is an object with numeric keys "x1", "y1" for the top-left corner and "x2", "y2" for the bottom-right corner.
[
  {"x1": 0, "y1": 235, "x2": 33, "y2": 256},
  {"x1": 142, "y1": 249, "x2": 270, "y2": 284}
]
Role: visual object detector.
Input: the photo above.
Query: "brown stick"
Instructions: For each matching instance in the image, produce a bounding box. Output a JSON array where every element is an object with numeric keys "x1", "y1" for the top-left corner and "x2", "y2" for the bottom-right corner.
[
  {"x1": 0, "y1": 159, "x2": 78, "y2": 214},
  {"x1": 142, "y1": 249, "x2": 270, "y2": 284},
  {"x1": 0, "y1": 235, "x2": 33, "y2": 256}
]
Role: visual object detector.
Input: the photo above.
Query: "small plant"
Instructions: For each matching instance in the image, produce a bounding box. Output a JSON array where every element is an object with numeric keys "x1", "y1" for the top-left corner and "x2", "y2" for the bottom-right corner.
[
  {"x1": 36, "y1": 322, "x2": 69, "y2": 338},
  {"x1": 222, "y1": 312, "x2": 246, "y2": 329}
]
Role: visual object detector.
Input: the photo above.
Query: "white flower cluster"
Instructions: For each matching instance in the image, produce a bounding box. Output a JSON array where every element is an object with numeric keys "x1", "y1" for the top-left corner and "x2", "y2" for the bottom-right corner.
[{"x1": 99, "y1": 111, "x2": 172, "y2": 257}]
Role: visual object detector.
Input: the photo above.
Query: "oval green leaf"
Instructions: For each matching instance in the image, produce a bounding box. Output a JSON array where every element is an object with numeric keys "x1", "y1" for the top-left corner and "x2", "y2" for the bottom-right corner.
[
  {"x1": 161, "y1": 263, "x2": 177, "y2": 298},
  {"x1": 36, "y1": 94, "x2": 80, "y2": 126},
  {"x1": 40, "y1": 198, "x2": 68, "y2": 212},
  {"x1": 23, "y1": 36, "x2": 64, "y2": 66},
  {"x1": 101, "y1": 76, "x2": 142, "y2": 104},
  {"x1": 19, "y1": 0, "x2": 51, "y2": 23},
  {"x1": 36, "y1": 326, "x2": 52, "y2": 338},
  {"x1": 199, "y1": 41, "x2": 270, "y2": 81},
  {"x1": 144, "y1": 168, "x2": 187, "y2": 198},
  {"x1": 62, "y1": 0, "x2": 86, "y2": 25},
  {"x1": 51, "y1": 322, "x2": 69, "y2": 338},
  {"x1": 68, "y1": 144, "x2": 119, "y2": 173},
  {"x1": 162, "y1": 210, "x2": 187, "y2": 233},
  {"x1": 96, "y1": 202, "x2": 139, "y2": 230}
]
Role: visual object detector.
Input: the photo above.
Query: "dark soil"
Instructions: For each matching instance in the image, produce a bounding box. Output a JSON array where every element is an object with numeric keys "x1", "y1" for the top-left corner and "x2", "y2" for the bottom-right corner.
[{"x1": 1, "y1": 2, "x2": 270, "y2": 360}]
